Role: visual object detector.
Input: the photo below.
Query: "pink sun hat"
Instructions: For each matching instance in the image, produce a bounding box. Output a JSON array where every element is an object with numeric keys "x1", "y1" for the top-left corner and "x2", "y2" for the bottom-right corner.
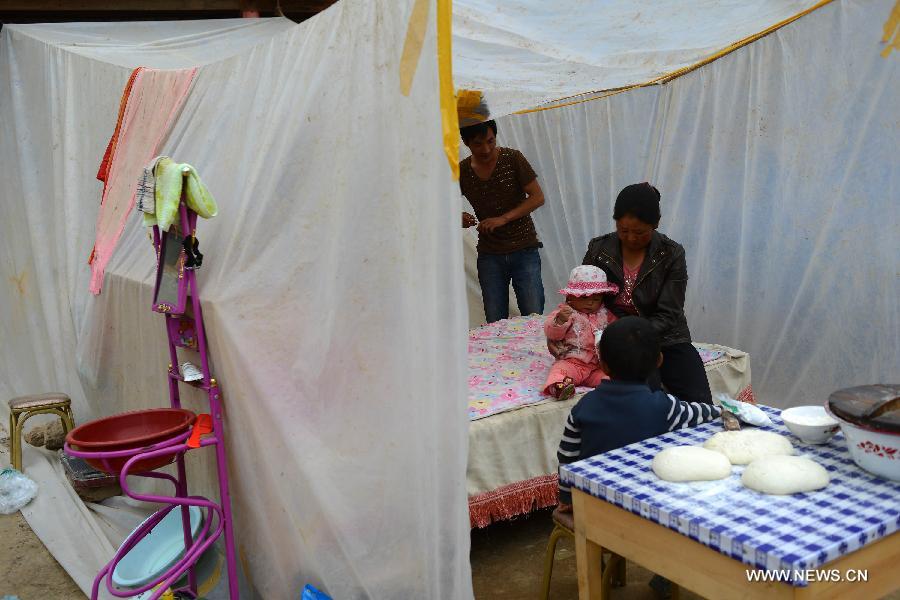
[{"x1": 558, "y1": 265, "x2": 619, "y2": 297}]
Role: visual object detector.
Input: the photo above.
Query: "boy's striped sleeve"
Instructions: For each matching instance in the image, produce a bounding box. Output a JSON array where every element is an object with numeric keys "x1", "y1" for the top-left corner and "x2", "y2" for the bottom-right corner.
[
  {"x1": 557, "y1": 411, "x2": 582, "y2": 504},
  {"x1": 665, "y1": 393, "x2": 722, "y2": 431}
]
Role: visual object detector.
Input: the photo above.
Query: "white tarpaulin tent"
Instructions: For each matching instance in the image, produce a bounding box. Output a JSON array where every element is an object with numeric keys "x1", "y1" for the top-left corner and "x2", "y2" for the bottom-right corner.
[
  {"x1": 453, "y1": 0, "x2": 830, "y2": 117},
  {"x1": 2, "y1": 2, "x2": 471, "y2": 599},
  {"x1": 456, "y1": 0, "x2": 899, "y2": 407},
  {"x1": 1, "y1": 0, "x2": 898, "y2": 598}
]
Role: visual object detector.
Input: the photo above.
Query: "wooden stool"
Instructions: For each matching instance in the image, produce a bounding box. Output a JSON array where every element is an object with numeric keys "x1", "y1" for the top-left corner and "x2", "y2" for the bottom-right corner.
[
  {"x1": 540, "y1": 505, "x2": 680, "y2": 600},
  {"x1": 7, "y1": 393, "x2": 74, "y2": 472},
  {"x1": 541, "y1": 508, "x2": 680, "y2": 600},
  {"x1": 541, "y1": 506, "x2": 626, "y2": 599}
]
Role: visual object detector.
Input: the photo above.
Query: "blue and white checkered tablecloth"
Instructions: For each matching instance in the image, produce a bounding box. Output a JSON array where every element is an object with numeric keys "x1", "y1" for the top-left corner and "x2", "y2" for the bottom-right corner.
[{"x1": 559, "y1": 406, "x2": 900, "y2": 586}]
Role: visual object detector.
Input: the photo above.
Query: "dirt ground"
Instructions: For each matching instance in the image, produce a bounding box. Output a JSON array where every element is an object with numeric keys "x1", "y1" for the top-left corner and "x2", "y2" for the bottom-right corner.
[
  {"x1": 2, "y1": 507, "x2": 682, "y2": 600},
  {"x1": 470, "y1": 507, "x2": 693, "y2": 600},
  {"x1": 0, "y1": 421, "x2": 83, "y2": 600},
  {"x1": 0, "y1": 510, "x2": 84, "y2": 599},
  {"x1": 4, "y1": 505, "x2": 898, "y2": 599}
]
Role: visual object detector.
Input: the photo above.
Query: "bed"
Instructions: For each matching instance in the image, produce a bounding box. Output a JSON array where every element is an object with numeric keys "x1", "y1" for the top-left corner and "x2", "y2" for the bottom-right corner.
[{"x1": 466, "y1": 315, "x2": 753, "y2": 528}]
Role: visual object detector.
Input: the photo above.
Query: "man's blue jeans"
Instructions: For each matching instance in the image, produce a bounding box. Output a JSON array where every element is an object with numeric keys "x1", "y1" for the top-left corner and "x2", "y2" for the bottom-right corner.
[{"x1": 477, "y1": 247, "x2": 545, "y2": 323}]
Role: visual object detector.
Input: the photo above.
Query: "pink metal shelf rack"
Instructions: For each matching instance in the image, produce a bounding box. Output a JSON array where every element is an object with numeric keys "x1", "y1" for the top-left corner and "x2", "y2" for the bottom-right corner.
[{"x1": 65, "y1": 198, "x2": 239, "y2": 600}]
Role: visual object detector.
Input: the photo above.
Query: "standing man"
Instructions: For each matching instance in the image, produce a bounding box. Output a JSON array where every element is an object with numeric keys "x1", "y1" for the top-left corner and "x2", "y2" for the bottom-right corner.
[{"x1": 459, "y1": 120, "x2": 546, "y2": 323}]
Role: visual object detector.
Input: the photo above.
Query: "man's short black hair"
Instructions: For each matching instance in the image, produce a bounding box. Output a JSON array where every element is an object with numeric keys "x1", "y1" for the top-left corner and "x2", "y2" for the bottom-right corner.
[
  {"x1": 613, "y1": 182, "x2": 661, "y2": 226},
  {"x1": 599, "y1": 316, "x2": 660, "y2": 382},
  {"x1": 460, "y1": 120, "x2": 498, "y2": 144}
]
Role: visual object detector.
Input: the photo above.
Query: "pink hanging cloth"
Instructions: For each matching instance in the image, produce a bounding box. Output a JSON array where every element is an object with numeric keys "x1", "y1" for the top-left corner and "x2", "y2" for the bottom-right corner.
[{"x1": 89, "y1": 66, "x2": 198, "y2": 294}]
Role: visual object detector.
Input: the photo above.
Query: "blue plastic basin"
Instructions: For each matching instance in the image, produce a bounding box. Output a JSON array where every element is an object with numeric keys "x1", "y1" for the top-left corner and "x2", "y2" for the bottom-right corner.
[{"x1": 112, "y1": 505, "x2": 203, "y2": 588}]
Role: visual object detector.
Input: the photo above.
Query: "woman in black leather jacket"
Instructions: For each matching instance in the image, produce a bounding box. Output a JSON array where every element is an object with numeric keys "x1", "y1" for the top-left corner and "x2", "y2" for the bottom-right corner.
[{"x1": 582, "y1": 183, "x2": 712, "y2": 404}]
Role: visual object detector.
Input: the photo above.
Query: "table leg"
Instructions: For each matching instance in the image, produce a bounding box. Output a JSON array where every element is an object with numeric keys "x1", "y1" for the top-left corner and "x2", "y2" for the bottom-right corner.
[{"x1": 575, "y1": 525, "x2": 604, "y2": 600}]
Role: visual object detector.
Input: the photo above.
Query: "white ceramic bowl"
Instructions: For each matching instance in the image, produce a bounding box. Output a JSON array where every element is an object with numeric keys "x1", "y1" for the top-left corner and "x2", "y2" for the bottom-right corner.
[
  {"x1": 829, "y1": 412, "x2": 900, "y2": 482},
  {"x1": 780, "y1": 405, "x2": 840, "y2": 444}
]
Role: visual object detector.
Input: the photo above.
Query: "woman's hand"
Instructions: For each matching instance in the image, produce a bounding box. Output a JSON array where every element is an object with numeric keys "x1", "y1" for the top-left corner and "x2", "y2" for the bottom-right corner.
[{"x1": 462, "y1": 212, "x2": 478, "y2": 228}]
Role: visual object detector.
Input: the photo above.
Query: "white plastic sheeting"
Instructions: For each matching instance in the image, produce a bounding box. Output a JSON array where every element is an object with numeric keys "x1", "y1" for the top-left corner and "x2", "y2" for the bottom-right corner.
[
  {"x1": 452, "y1": 0, "x2": 822, "y2": 116},
  {"x1": 9, "y1": 18, "x2": 297, "y2": 68},
  {"x1": 1, "y1": 0, "x2": 897, "y2": 596},
  {"x1": 465, "y1": 0, "x2": 899, "y2": 407},
  {"x1": 1, "y1": 3, "x2": 472, "y2": 599}
]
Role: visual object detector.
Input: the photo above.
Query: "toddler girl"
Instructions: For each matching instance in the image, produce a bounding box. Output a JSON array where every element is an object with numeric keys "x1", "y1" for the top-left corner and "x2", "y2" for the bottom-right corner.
[{"x1": 544, "y1": 265, "x2": 618, "y2": 400}]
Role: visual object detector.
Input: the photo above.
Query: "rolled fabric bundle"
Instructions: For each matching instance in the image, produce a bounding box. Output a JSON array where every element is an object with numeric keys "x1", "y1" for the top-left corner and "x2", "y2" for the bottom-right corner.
[{"x1": 457, "y1": 89, "x2": 490, "y2": 127}]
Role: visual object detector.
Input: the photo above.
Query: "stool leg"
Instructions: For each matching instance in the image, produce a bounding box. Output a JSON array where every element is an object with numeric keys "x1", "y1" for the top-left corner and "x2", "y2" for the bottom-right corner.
[
  {"x1": 12, "y1": 410, "x2": 29, "y2": 472},
  {"x1": 601, "y1": 552, "x2": 621, "y2": 598},
  {"x1": 539, "y1": 526, "x2": 567, "y2": 600},
  {"x1": 614, "y1": 553, "x2": 626, "y2": 587},
  {"x1": 9, "y1": 411, "x2": 20, "y2": 471},
  {"x1": 62, "y1": 405, "x2": 75, "y2": 434}
]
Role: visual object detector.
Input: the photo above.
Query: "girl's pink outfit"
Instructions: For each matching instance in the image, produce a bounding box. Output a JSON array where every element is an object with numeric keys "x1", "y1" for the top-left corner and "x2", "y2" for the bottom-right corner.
[{"x1": 543, "y1": 304, "x2": 616, "y2": 395}]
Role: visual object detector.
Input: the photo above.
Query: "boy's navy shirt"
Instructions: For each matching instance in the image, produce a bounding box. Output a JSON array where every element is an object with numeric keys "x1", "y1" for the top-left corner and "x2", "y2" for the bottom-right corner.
[{"x1": 557, "y1": 379, "x2": 721, "y2": 503}]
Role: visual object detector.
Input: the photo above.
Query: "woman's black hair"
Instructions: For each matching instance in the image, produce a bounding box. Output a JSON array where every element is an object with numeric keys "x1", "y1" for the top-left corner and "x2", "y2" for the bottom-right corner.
[
  {"x1": 613, "y1": 182, "x2": 661, "y2": 226},
  {"x1": 460, "y1": 120, "x2": 498, "y2": 144}
]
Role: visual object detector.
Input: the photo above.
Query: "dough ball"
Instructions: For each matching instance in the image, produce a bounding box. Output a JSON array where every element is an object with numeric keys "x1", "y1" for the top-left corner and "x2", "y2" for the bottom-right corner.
[
  {"x1": 741, "y1": 455, "x2": 830, "y2": 495},
  {"x1": 703, "y1": 430, "x2": 793, "y2": 465},
  {"x1": 652, "y1": 446, "x2": 733, "y2": 482}
]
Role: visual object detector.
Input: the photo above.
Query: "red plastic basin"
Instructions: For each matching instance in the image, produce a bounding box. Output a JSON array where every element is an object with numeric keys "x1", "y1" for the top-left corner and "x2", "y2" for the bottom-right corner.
[{"x1": 66, "y1": 408, "x2": 196, "y2": 474}]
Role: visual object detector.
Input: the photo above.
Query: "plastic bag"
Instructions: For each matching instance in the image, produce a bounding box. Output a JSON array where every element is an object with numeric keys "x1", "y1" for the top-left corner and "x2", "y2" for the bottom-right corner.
[
  {"x1": 180, "y1": 361, "x2": 204, "y2": 382},
  {"x1": 0, "y1": 468, "x2": 38, "y2": 514},
  {"x1": 715, "y1": 393, "x2": 773, "y2": 427},
  {"x1": 301, "y1": 584, "x2": 332, "y2": 600}
]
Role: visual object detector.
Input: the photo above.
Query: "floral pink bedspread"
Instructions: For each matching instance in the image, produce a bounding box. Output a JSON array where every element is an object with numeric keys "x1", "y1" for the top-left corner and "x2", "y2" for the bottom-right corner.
[{"x1": 468, "y1": 315, "x2": 724, "y2": 421}]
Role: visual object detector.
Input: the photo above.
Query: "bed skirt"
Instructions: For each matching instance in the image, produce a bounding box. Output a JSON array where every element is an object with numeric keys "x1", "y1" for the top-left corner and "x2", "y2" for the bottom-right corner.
[
  {"x1": 468, "y1": 474, "x2": 559, "y2": 528},
  {"x1": 468, "y1": 377, "x2": 756, "y2": 528}
]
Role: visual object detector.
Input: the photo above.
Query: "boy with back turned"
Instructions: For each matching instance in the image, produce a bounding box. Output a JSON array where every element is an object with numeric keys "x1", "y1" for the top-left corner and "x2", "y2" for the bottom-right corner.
[{"x1": 556, "y1": 316, "x2": 722, "y2": 510}]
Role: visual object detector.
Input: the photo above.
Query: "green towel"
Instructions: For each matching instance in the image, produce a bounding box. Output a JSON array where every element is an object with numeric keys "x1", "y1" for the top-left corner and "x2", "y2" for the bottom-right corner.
[
  {"x1": 181, "y1": 164, "x2": 218, "y2": 219},
  {"x1": 145, "y1": 158, "x2": 218, "y2": 230}
]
